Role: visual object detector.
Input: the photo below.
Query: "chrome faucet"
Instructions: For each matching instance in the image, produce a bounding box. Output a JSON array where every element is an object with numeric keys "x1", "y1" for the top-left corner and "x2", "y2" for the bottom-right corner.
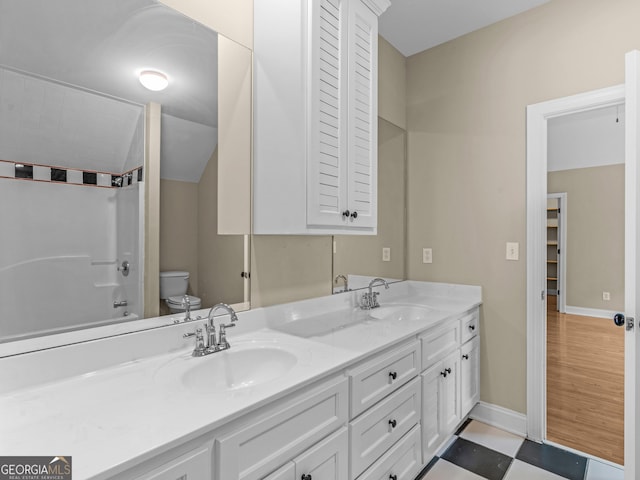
[
  {"x1": 207, "y1": 303, "x2": 239, "y2": 353},
  {"x1": 185, "y1": 303, "x2": 239, "y2": 356},
  {"x1": 360, "y1": 278, "x2": 389, "y2": 310},
  {"x1": 182, "y1": 295, "x2": 191, "y2": 322},
  {"x1": 334, "y1": 274, "x2": 349, "y2": 293}
]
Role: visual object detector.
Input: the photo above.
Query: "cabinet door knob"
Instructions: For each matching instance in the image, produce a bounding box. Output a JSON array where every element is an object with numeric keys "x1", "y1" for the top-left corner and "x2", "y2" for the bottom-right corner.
[
  {"x1": 389, "y1": 371, "x2": 397, "y2": 380},
  {"x1": 440, "y1": 370, "x2": 447, "y2": 377},
  {"x1": 350, "y1": 211, "x2": 358, "y2": 219},
  {"x1": 388, "y1": 419, "x2": 397, "y2": 428},
  {"x1": 389, "y1": 475, "x2": 397, "y2": 480},
  {"x1": 446, "y1": 367, "x2": 452, "y2": 374},
  {"x1": 469, "y1": 324, "x2": 476, "y2": 331},
  {"x1": 301, "y1": 475, "x2": 312, "y2": 480},
  {"x1": 462, "y1": 354, "x2": 469, "y2": 360},
  {"x1": 342, "y1": 210, "x2": 350, "y2": 218}
]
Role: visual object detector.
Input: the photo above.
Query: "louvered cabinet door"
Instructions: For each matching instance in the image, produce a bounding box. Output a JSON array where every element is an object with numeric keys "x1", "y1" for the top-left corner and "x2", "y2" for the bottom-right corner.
[
  {"x1": 346, "y1": 0, "x2": 377, "y2": 228},
  {"x1": 307, "y1": 0, "x2": 349, "y2": 227}
]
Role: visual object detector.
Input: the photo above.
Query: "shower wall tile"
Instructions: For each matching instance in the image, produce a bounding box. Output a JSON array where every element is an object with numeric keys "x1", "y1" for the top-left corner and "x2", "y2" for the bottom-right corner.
[
  {"x1": 33, "y1": 165, "x2": 51, "y2": 181},
  {"x1": 97, "y1": 173, "x2": 111, "y2": 187},
  {"x1": 67, "y1": 169, "x2": 83, "y2": 184},
  {"x1": 0, "y1": 162, "x2": 143, "y2": 188},
  {"x1": 0, "y1": 161, "x2": 14, "y2": 178},
  {"x1": 15, "y1": 164, "x2": 33, "y2": 179},
  {"x1": 51, "y1": 168, "x2": 67, "y2": 182}
]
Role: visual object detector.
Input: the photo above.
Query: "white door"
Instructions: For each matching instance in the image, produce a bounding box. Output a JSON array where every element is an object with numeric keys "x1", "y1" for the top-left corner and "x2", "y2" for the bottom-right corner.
[{"x1": 623, "y1": 49, "x2": 640, "y2": 480}]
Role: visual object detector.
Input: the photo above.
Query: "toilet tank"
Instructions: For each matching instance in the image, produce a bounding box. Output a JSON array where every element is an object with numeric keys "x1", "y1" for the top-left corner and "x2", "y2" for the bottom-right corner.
[{"x1": 159, "y1": 271, "x2": 189, "y2": 299}]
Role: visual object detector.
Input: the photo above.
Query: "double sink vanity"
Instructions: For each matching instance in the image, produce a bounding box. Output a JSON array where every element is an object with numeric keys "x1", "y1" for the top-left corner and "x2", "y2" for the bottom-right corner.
[{"x1": 0, "y1": 281, "x2": 481, "y2": 480}]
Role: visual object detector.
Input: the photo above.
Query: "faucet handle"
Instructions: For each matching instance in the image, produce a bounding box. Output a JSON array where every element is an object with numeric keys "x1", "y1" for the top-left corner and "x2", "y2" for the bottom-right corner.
[
  {"x1": 185, "y1": 327, "x2": 207, "y2": 357},
  {"x1": 371, "y1": 291, "x2": 381, "y2": 309},
  {"x1": 218, "y1": 323, "x2": 235, "y2": 350}
]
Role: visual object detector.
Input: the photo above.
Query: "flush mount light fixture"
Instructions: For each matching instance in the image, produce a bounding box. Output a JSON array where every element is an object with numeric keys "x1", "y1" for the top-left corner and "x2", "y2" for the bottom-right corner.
[{"x1": 139, "y1": 70, "x2": 168, "y2": 91}]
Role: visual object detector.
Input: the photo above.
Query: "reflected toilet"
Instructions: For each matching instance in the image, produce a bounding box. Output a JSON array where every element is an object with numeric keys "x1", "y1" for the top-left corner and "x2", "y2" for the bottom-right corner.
[{"x1": 159, "y1": 271, "x2": 201, "y2": 313}]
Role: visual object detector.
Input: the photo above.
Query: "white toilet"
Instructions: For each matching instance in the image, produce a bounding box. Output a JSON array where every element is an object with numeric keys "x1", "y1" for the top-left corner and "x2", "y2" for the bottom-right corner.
[{"x1": 159, "y1": 271, "x2": 201, "y2": 313}]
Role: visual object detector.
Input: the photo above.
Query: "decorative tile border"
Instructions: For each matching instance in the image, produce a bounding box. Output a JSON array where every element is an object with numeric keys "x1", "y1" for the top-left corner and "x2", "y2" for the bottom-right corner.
[{"x1": 0, "y1": 160, "x2": 143, "y2": 188}]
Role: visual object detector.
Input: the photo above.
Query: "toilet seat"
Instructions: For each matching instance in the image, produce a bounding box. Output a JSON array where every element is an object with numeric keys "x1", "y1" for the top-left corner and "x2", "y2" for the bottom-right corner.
[{"x1": 167, "y1": 295, "x2": 201, "y2": 311}]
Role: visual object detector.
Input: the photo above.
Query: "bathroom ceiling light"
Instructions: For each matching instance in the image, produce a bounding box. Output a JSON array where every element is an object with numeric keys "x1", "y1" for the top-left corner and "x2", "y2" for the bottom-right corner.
[{"x1": 139, "y1": 70, "x2": 168, "y2": 91}]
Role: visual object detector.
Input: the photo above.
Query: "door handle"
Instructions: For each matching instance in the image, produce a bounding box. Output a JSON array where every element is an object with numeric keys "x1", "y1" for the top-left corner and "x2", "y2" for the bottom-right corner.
[
  {"x1": 613, "y1": 313, "x2": 635, "y2": 331},
  {"x1": 614, "y1": 313, "x2": 625, "y2": 326}
]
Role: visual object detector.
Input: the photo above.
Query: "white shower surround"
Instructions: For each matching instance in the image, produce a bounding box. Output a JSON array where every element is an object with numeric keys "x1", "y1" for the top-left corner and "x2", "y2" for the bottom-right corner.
[{"x1": 0, "y1": 178, "x2": 143, "y2": 341}]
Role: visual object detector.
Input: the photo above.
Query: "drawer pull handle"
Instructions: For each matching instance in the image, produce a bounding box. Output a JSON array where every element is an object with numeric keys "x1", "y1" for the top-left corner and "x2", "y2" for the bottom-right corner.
[
  {"x1": 389, "y1": 476, "x2": 397, "y2": 480},
  {"x1": 469, "y1": 324, "x2": 476, "y2": 331},
  {"x1": 389, "y1": 371, "x2": 398, "y2": 380},
  {"x1": 462, "y1": 354, "x2": 469, "y2": 360},
  {"x1": 388, "y1": 419, "x2": 397, "y2": 428},
  {"x1": 301, "y1": 475, "x2": 312, "y2": 480}
]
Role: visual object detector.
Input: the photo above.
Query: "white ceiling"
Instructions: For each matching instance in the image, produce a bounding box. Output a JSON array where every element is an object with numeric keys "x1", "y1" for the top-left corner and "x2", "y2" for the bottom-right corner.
[
  {"x1": 0, "y1": 0, "x2": 218, "y2": 181},
  {"x1": 548, "y1": 105, "x2": 625, "y2": 172},
  {"x1": 379, "y1": 0, "x2": 551, "y2": 57}
]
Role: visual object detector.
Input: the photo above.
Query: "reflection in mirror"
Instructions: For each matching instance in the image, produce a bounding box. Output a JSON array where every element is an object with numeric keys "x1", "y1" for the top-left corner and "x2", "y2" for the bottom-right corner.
[
  {"x1": 332, "y1": 118, "x2": 406, "y2": 292},
  {"x1": 0, "y1": 0, "x2": 249, "y2": 350}
]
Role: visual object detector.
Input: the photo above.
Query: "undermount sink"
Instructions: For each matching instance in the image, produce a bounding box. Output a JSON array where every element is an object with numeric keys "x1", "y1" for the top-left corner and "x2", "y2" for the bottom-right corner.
[
  {"x1": 368, "y1": 304, "x2": 442, "y2": 322},
  {"x1": 156, "y1": 342, "x2": 299, "y2": 393}
]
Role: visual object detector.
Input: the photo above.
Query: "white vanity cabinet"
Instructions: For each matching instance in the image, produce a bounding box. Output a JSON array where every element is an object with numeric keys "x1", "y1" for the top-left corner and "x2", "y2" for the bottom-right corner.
[
  {"x1": 214, "y1": 376, "x2": 348, "y2": 480},
  {"x1": 346, "y1": 340, "x2": 422, "y2": 480},
  {"x1": 420, "y1": 307, "x2": 480, "y2": 463},
  {"x1": 133, "y1": 444, "x2": 212, "y2": 480},
  {"x1": 253, "y1": 0, "x2": 390, "y2": 235},
  {"x1": 460, "y1": 335, "x2": 480, "y2": 416},
  {"x1": 264, "y1": 428, "x2": 349, "y2": 480}
]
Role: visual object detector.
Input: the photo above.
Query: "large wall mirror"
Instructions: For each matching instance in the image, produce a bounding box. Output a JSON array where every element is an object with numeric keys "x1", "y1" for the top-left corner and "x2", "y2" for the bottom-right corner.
[
  {"x1": 332, "y1": 118, "x2": 407, "y2": 292},
  {"x1": 0, "y1": 0, "x2": 250, "y2": 355}
]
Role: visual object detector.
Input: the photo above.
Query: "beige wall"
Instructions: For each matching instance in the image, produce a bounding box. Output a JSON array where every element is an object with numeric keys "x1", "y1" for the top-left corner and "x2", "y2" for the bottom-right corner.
[
  {"x1": 159, "y1": 148, "x2": 245, "y2": 310},
  {"x1": 334, "y1": 118, "x2": 406, "y2": 281},
  {"x1": 548, "y1": 165, "x2": 624, "y2": 311},
  {"x1": 378, "y1": 37, "x2": 406, "y2": 129},
  {"x1": 251, "y1": 236, "x2": 333, "y2": 307},
  {"x1": 159, "y1": 179, "x2": 199, "y2": 296},
  {"x1": 406, "y1": 0, "x2": 640, "y2": 413},
  {"x1": 198, "y1": 148, "x2": 245, "y2": 306}
]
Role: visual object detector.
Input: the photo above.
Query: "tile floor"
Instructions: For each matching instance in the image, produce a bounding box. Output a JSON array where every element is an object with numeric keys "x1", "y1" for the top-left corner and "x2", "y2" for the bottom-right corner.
[{"x1": 416, "y1": 420, "x2": 624, "y2": 480}]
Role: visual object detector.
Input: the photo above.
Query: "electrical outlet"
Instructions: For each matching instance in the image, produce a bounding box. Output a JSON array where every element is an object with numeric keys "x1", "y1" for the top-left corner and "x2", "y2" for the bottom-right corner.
[
  {"x1": 603, "y1": 291, "x2": 611, "y2": 301},
  {"x1": 422, "y1": 248, "x2": 433, "y2": 264},
  {"x1": 382, "y1": 247, "x2": 391, "y2": 262},
  {"x1": 506, "y1": 242, "x2": 519, "y2": 261}
]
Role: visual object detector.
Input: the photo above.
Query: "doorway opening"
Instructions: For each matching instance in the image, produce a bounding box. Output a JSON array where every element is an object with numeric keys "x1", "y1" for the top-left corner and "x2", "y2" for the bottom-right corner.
[{"x1": 526, "y1": 85, "x2": 627, "y2": 463}]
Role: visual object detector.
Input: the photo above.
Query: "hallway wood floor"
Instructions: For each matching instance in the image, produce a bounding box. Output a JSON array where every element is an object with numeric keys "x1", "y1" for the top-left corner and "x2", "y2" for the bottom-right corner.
[{"x1": 546, "y1": 299, "x2": 624, "y2": 465}]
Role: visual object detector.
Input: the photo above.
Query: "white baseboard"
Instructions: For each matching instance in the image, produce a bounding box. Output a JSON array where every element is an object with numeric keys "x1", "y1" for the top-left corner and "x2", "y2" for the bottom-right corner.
[
  {"x1": 564, "y1": 305, "x2": 618, "y2": 320},
  {"x1": 469, "y1": 402, "x2": 527, "y2": 437}
]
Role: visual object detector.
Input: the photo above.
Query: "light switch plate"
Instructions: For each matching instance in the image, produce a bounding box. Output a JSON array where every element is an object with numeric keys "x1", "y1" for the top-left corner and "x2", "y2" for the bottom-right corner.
[
  {"x1": 422, "y1": 248, "x2": 433, "y2": 264},
  {"x1": 382, "y1": 247, "x2": 391, "y2": 262},
  {"x1": 506, "y1": 242, "x2": 519, "y2": 261}
]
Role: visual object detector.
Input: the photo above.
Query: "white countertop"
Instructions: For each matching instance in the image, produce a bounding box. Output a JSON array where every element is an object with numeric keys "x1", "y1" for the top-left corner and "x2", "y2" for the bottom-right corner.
[{"x1": 0, "y1": 281, "x2": 481, "y2": 480}]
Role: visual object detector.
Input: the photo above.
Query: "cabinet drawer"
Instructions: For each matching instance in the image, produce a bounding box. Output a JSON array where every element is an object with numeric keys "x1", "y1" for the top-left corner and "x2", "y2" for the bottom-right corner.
[
  {"x1": 349, "y1": 378, "x2": 421, "y2": 479},
  {"x1": 134, "y1": 445, "x2": 211, "y2": 480},
  {"x1": 348, "y1": 340, "x2": 420, "y2": 418},
  {"x1": 460, "y1": 308, "x2": 479, "y2": 344},
  {"x1": 420, "y1": 321, "x2": 459, "y2": 370},
  {"x1": 215, "y1": 377, "x2": 348, "y2": 480},
  {"x1": 294, "y1": 427, "x2": 348, "y2": 480},
  {"x1": 263, "y1": 463, "x2": 294, "y2": 480},
  {"x1": 358, "y1": 425, "x2": 422, "y2": 480}
]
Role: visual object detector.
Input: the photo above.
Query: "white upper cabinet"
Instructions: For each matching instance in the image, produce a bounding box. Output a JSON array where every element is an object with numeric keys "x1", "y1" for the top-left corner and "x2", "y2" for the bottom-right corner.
[{"x1": 253, "y1": 0, "x2": 389, "y2": 235}]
